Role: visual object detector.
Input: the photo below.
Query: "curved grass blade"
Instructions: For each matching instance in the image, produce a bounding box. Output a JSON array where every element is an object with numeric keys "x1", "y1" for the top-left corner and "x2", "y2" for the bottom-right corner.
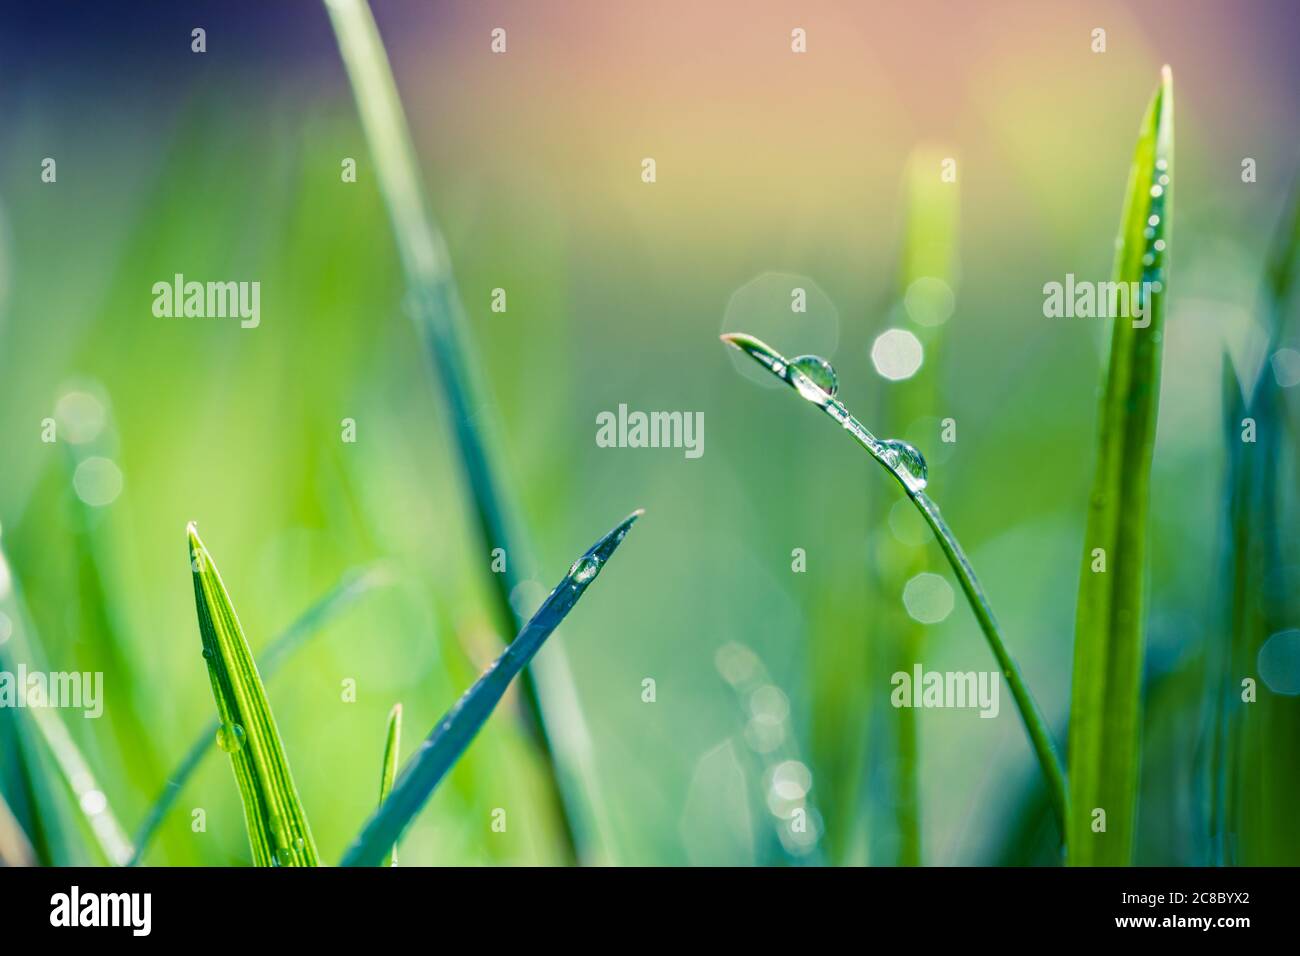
[
  {"x1": 339, "y1": 510, "x2": 643, "y2": 867},
  {"x1": 1067, "y1": 67, "x2": 1173, "y2": 866},
  {"x1": 187, "y1": 523, "x2": 319, "y2": 867},
  {"x1": 719, "y1": 332, "x2": 1069, "y2": 845},
  {"x1": 378, "y1": 703, "x2": 402, "y2": 867},
  {"x1": 128, "y1": 565, "x2": 388, "y2": 865},
  {"x1": 322, "y1": 0, "x2": 587, "y2": 862}
]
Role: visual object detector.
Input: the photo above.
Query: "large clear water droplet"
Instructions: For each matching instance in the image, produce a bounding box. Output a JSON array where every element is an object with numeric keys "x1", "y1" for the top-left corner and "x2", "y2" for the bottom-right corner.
[
  {"x1": 880, "y1": 439, "x2": 929, "y2": 493},
  {"x1": 567, "y1": 555, "x2": 601, "y2": 585},
  {"x1": 216, "y1": 722, "x2": 246, "y2": 754},
  {"x1": 788, "y1": 355, "x2": 838, "y2": 404}
]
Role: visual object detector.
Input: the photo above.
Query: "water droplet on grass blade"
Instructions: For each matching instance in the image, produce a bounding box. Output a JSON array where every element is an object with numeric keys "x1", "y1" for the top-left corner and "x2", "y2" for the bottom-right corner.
[
  {"x1": 216, "y1": 722, "x2": 246, "y2": 753},
  {"x1": 880, "y1": 439, "x2": 929, "y2": 492},
  {"x1": 567, "y1": 555, "x2": 601, "y2": 585},
  {"x1": 788, "y1": 355, "x2": 838, "y2": 403}
]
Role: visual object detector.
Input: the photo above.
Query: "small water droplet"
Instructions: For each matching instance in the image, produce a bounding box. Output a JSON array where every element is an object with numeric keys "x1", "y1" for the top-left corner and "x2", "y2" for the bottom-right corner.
[
  {"x1": 275, "y1": 845, "x2": 295, "y2": 866},
  {"x1": 567, "y1": 555, "x2": 601, "y2": 585},
  {"x1": 879, "y1": 439, "x2": 928, "y2": 493},
  {"x1": 787, "y1": 355, "x2": 838, "y2": 402},
  {"x1": 201, "y1": 647, "x2": 213, "y2": 660},
  {"x1": 216, "y1": 722, "x2": 246, "y2": 753}
]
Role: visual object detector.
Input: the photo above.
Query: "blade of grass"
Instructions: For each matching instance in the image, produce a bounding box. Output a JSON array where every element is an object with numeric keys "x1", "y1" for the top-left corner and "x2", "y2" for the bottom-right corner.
[
  {"x1": 0, "y1": 788, "x2": 35, "y2": 866},
  {"x1": 187, "y1": 523, "x2": 319, "y2": 867},
  {"x1": 1212, "y1": 174, "x2": 1300, "y2": 864},
  {"x1": 128, "y1": 565, "x2": 388, "y2": 865},
  {"x1": 719, "y1": 332, "x2": 1069, "y2": 846},
  {"x1": 378, "y1": 702, "x2": 402, "y2": 867},
  {"x1": 879, "y1": 146, "x2": 961, "y2": 866},
  {"x1": 1067, "y1": 67, "x2": 1173, "y2": 866},
  {"x1": 322, "y1": 0, "x2": 589, "y2": 862},
  {"x1": 1, "y1": 535, "x2": 133, "y2": 865},
  {"x1": 339, "y1": 510, "x2": 643, "y2": 867},
  {"x1": 0, "y1": 651, "x2": 74, "y2": 866}
]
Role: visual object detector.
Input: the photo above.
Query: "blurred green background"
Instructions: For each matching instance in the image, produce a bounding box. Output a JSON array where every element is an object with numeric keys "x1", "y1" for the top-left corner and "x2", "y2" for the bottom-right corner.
[{"x1": 1, "y1": 0, "x2": 1297, "y2": 866}]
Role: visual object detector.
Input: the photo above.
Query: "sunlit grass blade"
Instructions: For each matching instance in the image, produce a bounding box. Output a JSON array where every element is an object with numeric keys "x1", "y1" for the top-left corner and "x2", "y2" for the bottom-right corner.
[
  {"x1": 339, "y1": 510, "x2": 643, "y2": 867},
  {"x1": 128, "y1": 565, "x2": 387, "y2": 865},
  {"x1": 378, "y1": 703, "x2": 402, "y2": 867},
  {"x1": 719, "y1": 332, "x2": 1069, "y2": 845},
  {"x1": 322, "y1": 0, "x2": 587, "y2": 861},
  {"x1": 1067, "y1": 67, "x2": 1173, "y2": 866},
  {"x1": 187, "y1": 523, "x2": 319, "y2": 867}
]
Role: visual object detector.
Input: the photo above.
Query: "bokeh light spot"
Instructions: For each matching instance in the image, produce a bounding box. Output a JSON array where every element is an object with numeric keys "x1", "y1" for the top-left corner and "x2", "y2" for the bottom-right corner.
[
  {"x1": 902, "y1": 572, "x2": 954, "y2": 624},
  {"x1": 73, "y1": 457, "x2": 123, "y2": 507},
  {"x1": 871, "y1": 328, "x2": 924, "y2": 381}
]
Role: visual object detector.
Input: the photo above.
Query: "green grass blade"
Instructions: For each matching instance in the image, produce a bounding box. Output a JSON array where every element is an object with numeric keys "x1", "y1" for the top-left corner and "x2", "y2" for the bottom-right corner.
[
  {"x1": 1067, "y1": 67, "x2": 1173, "y2": 866},
  {"x1": 187, "y1": 523, "x2": 319, "y2": 867},
  {"x1": 719, "y1": 333, "x2": 1069, "y2": 845},
  {"x1": 322, "y1": 0, "x2": 586, "y2": 861},
  {"x1": 0, "y1": 652, "x2": 73, "y2": 866},
  {"x1": 1, "y1": 536, "x2": 132, "y2": 865},
  {"x1": 378, "y1": 702, "x2": 402, "y2": 867},
  {"x1": 0, "y1": 789, "x2": 35, "y2": 866},
  {"x1": 338, "y1": 510, "x2": 643, "y2": 867},
  {"x1": 128, "y1": 565, "x2": 387, "y2": 865}
]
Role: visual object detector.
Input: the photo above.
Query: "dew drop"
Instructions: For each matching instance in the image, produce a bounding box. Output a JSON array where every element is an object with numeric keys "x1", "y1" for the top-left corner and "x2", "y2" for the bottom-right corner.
[
  {"x1": 216, "y1": 722, "x2": 246, "y2": 754},
  {"x1": 275, "y1": 845, "x2": 295, "y2": 866},
  {"x1": 567, "y1": 555, "x2": 601, "y2": 585},
  {"x1": 880, "y1": 439, "x2": 929, "y2": 493},
  {"x1": 788, "y1": 354, "x2": 838, "y2": 403}
]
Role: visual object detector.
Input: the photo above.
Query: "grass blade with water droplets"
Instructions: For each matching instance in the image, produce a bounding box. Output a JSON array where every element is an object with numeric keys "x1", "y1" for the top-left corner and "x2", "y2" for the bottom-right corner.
[
  {"x1": 187, "y1": 523, "x2": 319, "y2": 867},
  {"x1": 338, "y1": 510, "x2": 643, "y2": 867},
  {"x1": 719, "y1": 332, "x2": 1069, "y2": 845},
  {"x1": 378, "y1": 703, "x2": 402, "y2": 867},
  {"x1": 128, "y1": 565, "x2": 388, "y2": 865},
  {"x1": 1067, "y1": 67, "x2": 1173, "y2": 866}
]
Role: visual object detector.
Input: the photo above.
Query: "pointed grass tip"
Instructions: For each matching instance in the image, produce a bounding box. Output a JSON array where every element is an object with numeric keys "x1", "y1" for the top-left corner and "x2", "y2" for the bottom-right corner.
[{"x1": 579, "y1": 508, "x2": 645, "y2": 570}]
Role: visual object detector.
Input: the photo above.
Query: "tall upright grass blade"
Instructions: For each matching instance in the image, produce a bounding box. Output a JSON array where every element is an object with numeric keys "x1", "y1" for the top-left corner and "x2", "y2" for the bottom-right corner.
[
  {"x1": 322, "y1": 0, "x2": 588, "y2": 861},
  {"x1": 1067, "y1": 67, "x2": 1173, "y2": 866},
  {"x1": 878, "y1": 146, "x2": 961, "y2": 866},
  {"x1": 339, "y1": 510, "x2": 643, "y2": 867},
  {"x1": 1212, "y1": 175, "x2": 1300, "y2": 864},
  {"x1": 719, "y1": 333, "x2": 1069, "y2": 844},
  {"x1": 128, "y1": 565, "x2": 387, "y2": 865},
  {"x1": 187, "y1": 523, "x2": 319, "y2": 867},
  {"x1": 378, "y1": 703, "x2": 402, "y2": 867}
]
